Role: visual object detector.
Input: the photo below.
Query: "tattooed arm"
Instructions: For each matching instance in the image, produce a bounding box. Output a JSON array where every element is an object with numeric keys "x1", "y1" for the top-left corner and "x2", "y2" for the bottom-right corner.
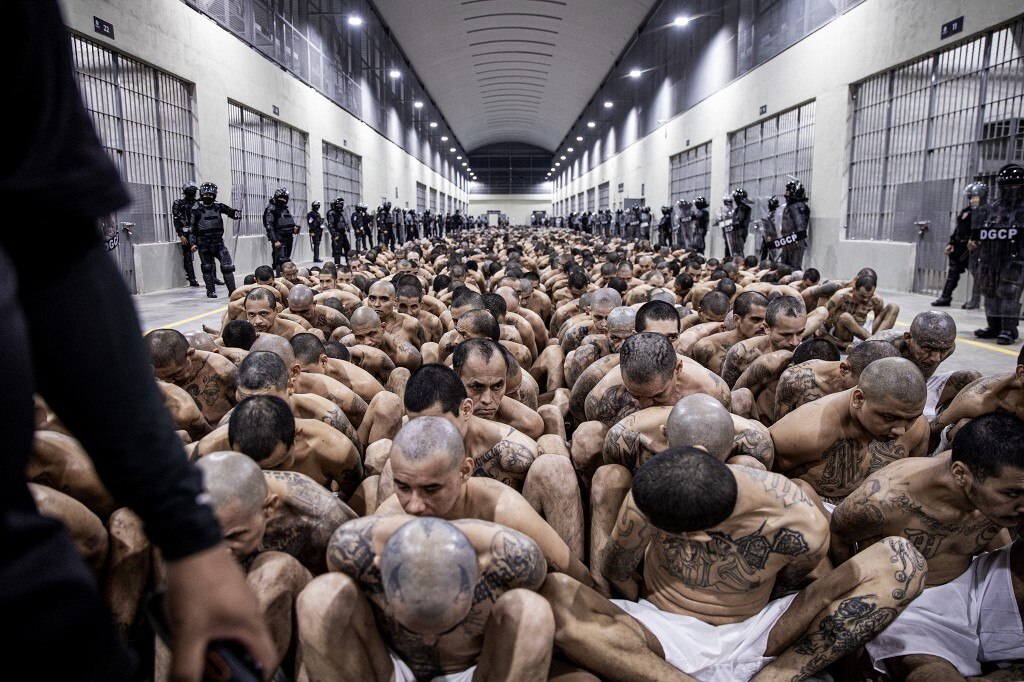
[
  {"x1": 830, "y1": 472, "x2": 891, "y2": 564},
  {"x1": 326, "y1": 515, "x2": 391, "y2": 592},
  {"x1": 774, "y1": 364, "x2": 821, "y2": 420},
  {"x1": 602, "y1": 419, "x2": 654, "y2": 470},
  {"x1": 720, "y1": 342, "x2": 754, "y2": 388},
  {"x1": 473, "y1": 439, "x2": 537, "y2": 490},
  {"x1": 734, "y1": 352, "x2": 789, "y2": 395},
  {"x1": 387, "y1": 333, "x2": 423, "y2": 371},
  {"x1": 310, "y1": 421, "x2": 365, "y2": 498},
  {"x1": 601, "y1": 492, "x2": 654, "y2": 600},
  {"x1": 566, "y1": 343, "x2": 600, "y2": 388},
  {"x1": 731, "y1": 421, "x2": 775, "y2": 469},
  {"x1": 690, "y1": 338, "x2": 716, "y2": 368},
  {"x1": 585, "y1": 383, "x2": 640, "y2": 428}
]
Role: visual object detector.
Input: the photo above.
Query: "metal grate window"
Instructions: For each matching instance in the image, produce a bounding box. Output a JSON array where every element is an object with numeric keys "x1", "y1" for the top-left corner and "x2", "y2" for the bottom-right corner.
[
  {"x1": 729, "y1": 102, "x2": 815, "y2": 215},
  {"x1": 322, "y1": 141, "x2": 362, "y2": 208},
  {"x1": 416, "y1": 183, "x2": 426, "y2": 212},
  {"x1": 429, "y1": 188, "x2": 438, "y2": 212},
  {"x1": 71, "y1": 35, "x2": 197, "y2": 243},
  {"x1": 587, "y1": 188, "x2": 596, "y2": 212},
  {"x1": 847, "y1": 20, "x2": 1024, "y2": 242},
  {"x1": 669, "y1": 141, "x2": 712, "y2": 204},
  {"x1": 229, "y1": 102, "x2": 309, "y2": 236},
  {"x1": 598, "y1": 182, "x2": 610, "y2": 210},
  {"x1": 439, "y1": 192, "x2": 447, "y2": 215}
]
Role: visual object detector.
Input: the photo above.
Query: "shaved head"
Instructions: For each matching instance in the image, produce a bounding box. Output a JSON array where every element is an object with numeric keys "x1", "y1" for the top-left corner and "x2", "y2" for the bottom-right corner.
[
  {"x1": 288, "y1": 284, "x2": 315, "y2": 310},
  {"x1": 145, "y1": 329, "x2": 190, "y2": 368},
  {"x1": 666, "y1": 394, "x2": 735, "y2": 461},
  {"x1": 909, "y1": 310, "x2": 956, "y2": 347},
  {"x1": 196, "y1": 451, "x2": 268, "y2": 516},
  {"x1": 249, "y1": 333, "x2": 296, "y2": 367},
  {"x1": 350, "y1": 306, "x2": 382, "y2": 328},
  {"x1": 393, "y1": 417, "x2": 466, "y2": 469},
  {"x1": 592, "y1": 287, "x2": 623, "y2": 311},
  {"x1": 607, "y1": 306, "x2": 636, "y2": 332},
  {"x1": 846, "y1": 340, "x2": 901, "y2": 378},
  {"x1": 858, "y1": 357, "x2": 926, "y2": 406},
  {"x1": 369, "y1": 280, "x2": 396, "y2": 298},
  {"x1": 381, "y1": 518, "x2": 477, "y2": 633},
  {"x1": 496, "y1": 286, "x2": 520, "y2": 313},
  {"x1": 187, "y1": 331, "x2": 218, "y2": 352}
]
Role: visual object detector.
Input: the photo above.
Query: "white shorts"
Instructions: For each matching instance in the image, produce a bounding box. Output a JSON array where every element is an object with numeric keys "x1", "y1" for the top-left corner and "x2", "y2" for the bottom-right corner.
[
  {"x1": 867, "y1": 542, "x2": 1023, "y2": 677},
  {"x1": 389, "y1": 650, "x2": 476, "y2": 682},
  {"x1": 611, "y1": 594, "x2": 797, "y2": 681},
  {"x1": 822, "y1": 501, "x2": 836, "y2": 514},
  {"x1": 925, "y1": 371, "x2": 953, "y2": 421}
]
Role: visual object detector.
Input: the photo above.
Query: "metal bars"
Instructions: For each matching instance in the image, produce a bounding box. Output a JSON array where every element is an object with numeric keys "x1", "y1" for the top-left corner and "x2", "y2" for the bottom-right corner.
[
  {"x1": 669, "y1": 141, "x2": 712, "y2": 205},
  {"x1": 416, "y1": 183, "x2": 427, "y2": 212},
  {"x1": 228, "y1": 102, "x2": 309, "y2": 236},
  {"x1": 598, "y1": 182, "x2": 610, "y2": 210},
  {"x1": 846, "y1": 19, "x2": 1024, "y2": 242},
  {"x1": 322, "y1": 141, "x2": 363, "y2": 208},
  {"x1": 71, "y1": 35, "x2": 198, "y2": 243},
  {"x1": 728, "y1": 102, "x2": 815, "y2": 215}
]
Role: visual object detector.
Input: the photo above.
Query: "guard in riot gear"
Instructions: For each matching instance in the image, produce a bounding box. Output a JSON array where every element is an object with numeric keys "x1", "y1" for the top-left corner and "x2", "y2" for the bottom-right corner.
[
  {"x1": 781, "y1": 180, "x2": 810, "y2": 268},
  {"x1": 932, "y1": 182, "x2": 988, "y2": 307},
  {"x1": 675, "y1": 199, "x2": 693, "y2": 251},
  {"x1": 759, "y1": 196, "x2": 781, "y2": 262},
  {"x1": 422, "y1": 209, "x2": 433, "y2": 239},
  {"x1": 692, "y1": 196, "x2": 709, "y2": 255},
  {"x1": 306, "y1": 200, "x2": 324, "y2": 263},
  {"x1": 452, "y1": 209, "x2": 465, "y2": 233},
  {"x1": 264, "y1": 187, "x2": 298, "y2": 274},
  {"x1": 352, "y1": 203, "x2": 370, "y2": 252},
  {"x1": 730, "y1": 188, "x2": 751, "y2": 258},
  {"x1": 658, "y1": 206, "x2": 673, "y2": 247},
  {"x1": 600, "y1": 209, "x2": 612, "y2": 238},
  {"x1": 376, "y1": 202, "x2": 396, "y2": 250},
  {"x1": 172, "y1": 181, "x2": 200, "y2": 287},
  {"x1": 325, "y1": 197, "x2": 349, "y2": 266},
  {"x1": 715, "y1": 194, "x2": 735, "y2": 258},
  {"x1": 189, "y1": 182, "x2": 241, "y2": 298},
  {"x1": 615, "y1": 208, "x2": 626, "y2": 238},
  {"x1": 973, "y1": 164, "x2": 1024, "y2": 344},
  {"x1": 407, "y1": 210, "x2": 420, "y2": 240},
  {"x1": 639, "y1": 205, "x2": 652, "y2": 241}
]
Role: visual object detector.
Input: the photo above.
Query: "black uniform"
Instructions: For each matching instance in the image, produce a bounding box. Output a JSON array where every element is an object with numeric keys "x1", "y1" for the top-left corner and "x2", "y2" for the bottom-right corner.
[
  {"x1": 171, "y1": 196, "x2": 199, "y2": 285},
  {"x1": 933, "y1": 204, "x2": 976, "y2": 305},
  {"x1": 191, "y1": 201, "x2": 240, "y2": 296},
  {"x1": 658, "y1": 208, "x2": 673, "y2": 247},
  {"x1": 325, "y1": 205, "x2": 349, "y2": 265},
  {"x1": 781, "y1": 198, "x2": 810, "y2": 269},
  {"x1": 692, "y1": 204, "x2": 709, "y2": 255},
  {"x1": 731, "y1": 200, "x2": 752, "y2": 258},
  {"x1": 264, "y1": 200, "x2": 297, "y2": 273},
  {"x1": 352, "y1": 207, "x2": 370, "y2": 251},
  {"x1": 306, "y1": 207, "x2": 324, "y2": 262},
  {"x1": 376, "y1": 205, "x2": 396, "y2": 250},
  {"x1": 973, "y1": 169, "x2": 1023, "y2": 343}
]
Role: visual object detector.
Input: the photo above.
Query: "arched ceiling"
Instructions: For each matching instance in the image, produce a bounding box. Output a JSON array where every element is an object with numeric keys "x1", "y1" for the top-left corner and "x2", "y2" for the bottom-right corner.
[{"x1": 372, "y1": 0, "x2": 658, "y2": 153}]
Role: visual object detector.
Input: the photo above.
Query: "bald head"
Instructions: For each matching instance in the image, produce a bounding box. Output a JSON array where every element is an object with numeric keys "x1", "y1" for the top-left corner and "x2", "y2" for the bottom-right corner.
[
  {"x1": 909, "y1": 310, "x2": 956, "y2": 347},
  {"x1": 857, "y1": 357, "x2": 927, "y2": 407},
  {"x1": 369, "y1": 280, "x2": 396, "y2": 298},
  {"x1": 187, "y1": 331, "x2": 218, "y2": 352},
  {"x1": 287, "y1": 284, "x2": 315, "y2": 311},
  {"x1": 592, "y1": 287, "x2": 623, "y2": 312},
  {"x1": 846, "y1": 340, "x2": 901, "y2": 378},
  {"x1": 350, "y1": 306, "x2": 383, "y2": 329},
  {"x1": 196, "y1": 451, "x2": 268, "y2": 516},
  {"x1": 145, "y1": 329, "x2": 190, "y2": 369},
  {"x1": 249, "y1": 333, "x2": 296, "y2": 367},
  {"x1": 393, "y1": 417, "x2": 467, "y2": 469},
  {"x1": 381, "y1": 518, "x2": 477, "y2": 633},
  {"x1": 665, "y1": 394, "x2": 735, "y2": 461},
  {"x1": 496, "y1": 286, "x2": 520, "y2": 313},
  {"x1": 607, "y1": 306, "x2": 636, "y2": 332}
]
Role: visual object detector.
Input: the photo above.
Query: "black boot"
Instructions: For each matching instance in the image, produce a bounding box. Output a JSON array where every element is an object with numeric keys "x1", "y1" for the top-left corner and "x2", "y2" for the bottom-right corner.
[
  {"x1": 998, "y1": 317, "x2": 1018, "y2": 345},
  {"x1": 932, "y1": 269, "x2": 959, "y2": 306},
  {"x1": 975, "y1": 316, "x2": 1001, "y2": 338},
  {"x1": 223, "y1": 273, "x2": 237, "y2": 295}
]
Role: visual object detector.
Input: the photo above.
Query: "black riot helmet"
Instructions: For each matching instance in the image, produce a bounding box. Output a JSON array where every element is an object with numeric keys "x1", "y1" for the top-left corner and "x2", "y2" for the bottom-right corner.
[
  {"x1": 732, "y1": 188, "x2": 748, "y2": 203},
  {"x1": 962, "y1": 182, "x2": 988, "y2": 202},
  {"x1": 311, "y1": 201, "x2": 321, "y2": 211},
  {"x1": 332, "y1": 196, "x2": 345, "y2": 209},
  {"x1": 722, "y1": 194, "x2": 733, "y2": 205},
  {"x1": 785, "y1": 180, "x2": 806, "y2": 201},
  {"x1": 357, "y1": 202, "x2": 368, "y2": 212},
  {"x1": 199, "y1": 182, "x2": 218, "y2": 204},
  {"x1": 273, "y1": 187, "x2": 289, "y2": 204},
  {"x1": 678, "y1": 199, "x2": 691, "y2": 208},
  {"x1": 182, "y1": 181, "x2": 198, "y2": 198},
  {"x1": 693, "y1": 196, "x2": 708, "y2": 209},
  {"x1": 996, "y1": 164, "x2": 1024, "y2": 188},
  {"x1": 661, "y1": 206, "x2": 672, "y2": 215},
  {"x1": 767, "y1": 195, "x2": 780, "y2": 211}
]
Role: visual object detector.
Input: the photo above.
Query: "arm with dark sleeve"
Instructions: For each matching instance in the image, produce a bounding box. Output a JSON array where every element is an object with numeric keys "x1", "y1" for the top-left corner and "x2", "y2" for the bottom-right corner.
[
  {"x1": 7, "y1": 230, "x2": 222, "y2": 561},
  {"x1": 263, "y1": 205, "x2": 277, "y2": 241},
  {"x1": 219, "y1": 203, "x2": 242, "y2": 220}
]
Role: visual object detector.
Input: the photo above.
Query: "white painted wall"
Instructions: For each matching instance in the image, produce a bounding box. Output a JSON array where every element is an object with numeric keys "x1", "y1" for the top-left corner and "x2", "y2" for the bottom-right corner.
[
  {"x1": 468, "y1": 195, "x2": 552, "y2": 226},
  {"x1": 552, "y1": 0, "x2": 1022, "y2": 287},
  {"x1": 60, "y1": 0, "x2": 468, "y2": 292}
]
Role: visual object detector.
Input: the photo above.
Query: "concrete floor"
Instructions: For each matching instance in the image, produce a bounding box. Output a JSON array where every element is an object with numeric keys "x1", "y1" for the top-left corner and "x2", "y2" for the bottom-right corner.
[{"x1": 132, "y1": 280, "x2": 1020, "y2": 377}]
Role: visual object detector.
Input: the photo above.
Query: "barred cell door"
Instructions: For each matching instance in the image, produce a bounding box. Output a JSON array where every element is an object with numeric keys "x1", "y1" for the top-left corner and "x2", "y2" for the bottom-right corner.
[{"x1": 898, "y1": 180, "x2": 957, "y2": 294}]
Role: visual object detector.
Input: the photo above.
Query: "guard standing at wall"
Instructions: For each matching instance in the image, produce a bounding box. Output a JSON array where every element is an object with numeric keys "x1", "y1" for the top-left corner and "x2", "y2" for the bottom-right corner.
[
  {"x1": 325, "y1": 197, "x2": 349, "y2": 266},
  {"x1": 715, "y1": 194, "x2": 735, "y2": 258},
  {"x1": 658, "y1": 206, "x2": 673, "y2": 247},
  {"x1": 780, "y1": 180, "x2": 810, "y2": 269},
  {"x1": 264, "y1": 187, "x2": 297, "y2": 274},
  {"x1": 306, "y1": 200, "x2": 324, "y2": 263},
  {"x1": 422, "y1": 209, "x2": 433, "y2": 239},
  {"x1": 730, "y1": 188, "x2": 752, "y2": 257},
  {"x1": 189, "y1": 182, "x2": 240, "y2": 298},
  {"x1": 171, "y1": 181, "x2": 200, "y2": 287},
  {"x1": 452, "y1": 208, "x2": 465, "y2": 234},
  {"x1": 408, "y1": 210, "x2": 420, "y2": 240},
  {"x1": 376, "y1": 201, "x2": 396, "y2": 250},
  {"x1": 352, "y1": 202, "x2": 370, "y2": 252},
  {"x1": 639, "y1": 204, "x2": 652, "y2": 241},
  {"x1": 932, "y1": 182, "x2": 988, "y2": 307},
  {"x1": 675, "y1": 199, "x2": 693, "y2": 251},
  {"x1": 759, "y1": 195, "x2": 781, "y2": 262},
  {"x1": 972, "y1": 164, "x2": 1024, "y2": 345},
  {"x1": 692, "y1": 196, "x2": 709, "y2": 255},
  {"x1": 615, "y1": 208, "x2": 626, "y2": 238}
]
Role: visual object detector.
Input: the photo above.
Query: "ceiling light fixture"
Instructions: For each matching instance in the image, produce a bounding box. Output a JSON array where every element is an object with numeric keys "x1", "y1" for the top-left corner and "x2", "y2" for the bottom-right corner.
[
  {"x1": 555, "y1": 162, "x2": 560, "y2": 166},
  {"x1": 587, "y1": 121, "x2": 596, "y2": 128},
  {"x1": 347, "y1": 16, "x2": 363, "y2": 26},
  {"x1": 560, "y1": 155, "x2": 566, "y2": 160},
  {"x1": 628, "y1": 69, "x2": 642, "y2": 78},
  {"x1": 413, "y1": 101, "x2": 423, "y2": 108},
  {"x1": 388, "y1": 69, "x2": 400, "y2": 78},
  {"x1": 604, "y1": 101, "x2": 613, "y2": 108},
  {"x1": 449, "y1": 147, "x2": 456, "y2": 152},
  {"x1": 673, "y1": 16, "x2": 690, "y2": 27},
  {"x1": 567, "y1": 147, "x2": 574, "y2": 152},
  {"x1": 576, "y1": 136, "x2": 584, "y2": 141},
  {"x1": 441, "y1": 136, "x2": 448, "y2": 141},
  {"x1": 429, "y1": 122, "x2": 438, "y2": 128}
]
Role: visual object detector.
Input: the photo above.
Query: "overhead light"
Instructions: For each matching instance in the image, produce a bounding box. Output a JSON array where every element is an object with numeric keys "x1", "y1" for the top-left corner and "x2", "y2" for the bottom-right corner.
[
  {"x1": 347, "y1": 15, "x2": 363, "y2": 26},
  {"x1": 604, "y1": 101, "x2": 614, "y2": 108},
  {"x1": 576, "y1": 136, "x2": 584, "y2": 141},
  {"x1": 450, "y1": 147, "x2": 456, "y2": 152},
  {"x1": 550, "y1": 167, "x2": 556, "y2": 171},
  {"x1": 587, "y1": 121, "x2": 596, "y2": 128},
  {"x1": 388, "y1": 69, "x2": 401, "y2": 78},
  {"x1": 567, "y1": 147, "x2": 574, "y2": 152},
  {"x1": 555, "y1": 162, "x2": 561, "y2": 166},
  {"x1": 429, "y1": 122, "x2": 438, "y2": 128},
  {"x1": 456, "y1": 155, "x2": 462, "y2": 160},
  {"x1": 628, "y1": 69, "x2": 642, "y2": 78},
  {"x1": 441, "y1": 136, "x2": 449, "y2": 141},
  {"x1": 673, "y1": 16, "x2": 690, "y2": 27},
  {"x1": 413, "y1": 101, "x2": 424, "y2": 108},
  {"x1": 461, "y1": 162, "x2": 467, "y2": 166}
]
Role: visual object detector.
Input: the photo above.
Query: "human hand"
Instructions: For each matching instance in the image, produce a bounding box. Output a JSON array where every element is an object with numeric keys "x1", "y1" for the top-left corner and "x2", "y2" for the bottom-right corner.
[
  {"x1": 190, "y1": 245, "x2": 198, "y2": 253},
  {"x1": 968, "y1": 240, "x2": 978, "y2": 251},
  {"x1": 944, "y1": 244, "x2": 953, "y2": 255},
  {"x1": 164, "y1": 544, "x2": 275, "y2": 682},
  {"x1": 179, "y1": 236, "x2": 189, "y2": 246},
  {"x1": 273, "y1": 241, "x2": 281, "y2": 248}
]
